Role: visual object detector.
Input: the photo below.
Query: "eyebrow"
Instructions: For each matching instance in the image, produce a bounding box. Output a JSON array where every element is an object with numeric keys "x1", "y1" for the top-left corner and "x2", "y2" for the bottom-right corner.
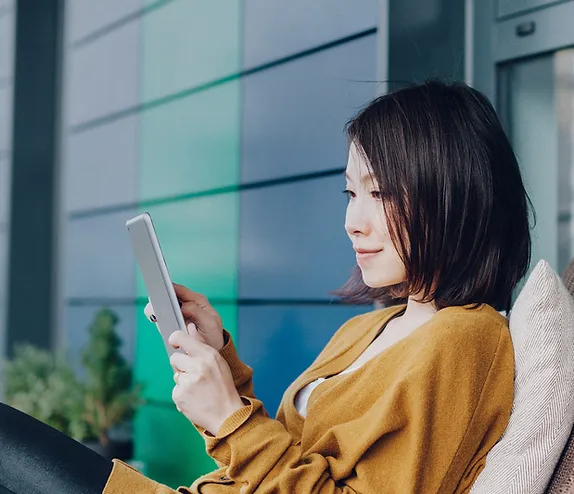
[{"x1": 344, "y1": 171, "x2": 375, "y2": 185}]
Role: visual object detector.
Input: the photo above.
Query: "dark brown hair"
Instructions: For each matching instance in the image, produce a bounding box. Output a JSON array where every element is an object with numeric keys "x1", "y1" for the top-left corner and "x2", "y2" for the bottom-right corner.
[{"x1": 337, "y1": 80, "x2": 532, "y2": 312}]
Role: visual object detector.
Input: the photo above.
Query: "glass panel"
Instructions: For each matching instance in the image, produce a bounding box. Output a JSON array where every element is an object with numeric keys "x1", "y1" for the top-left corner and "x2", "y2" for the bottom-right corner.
[
  {"x1": 242, "y1": 0, "x2": 378, "y2": 68},
  {"x1": 497, "y1": 0, "x2": 563, "y2": 18},
  {"x1": 134, "y1": 404, "x2": 217, "y2": 488},
  {"x1": 139, "y1": 81, "x2": 241, "y2": 202},
  {"x1": 66, "y1": 21, "x2": 140, "y2": 126},
  {"x1": 65, "y1": 115, "x2": 138, "y2": 212},
  {"x1": 66, "y1": 0, "x2": 141, "y2": 43},
  {"x1": 556, "y1": 49, "x2": 574, "y2": 274},
  {"x1": 241, "y1": 36, "x2": 376, "y2": 183},
  {"x1": 136, "y1": 195, "x2": 239, "y2": 301},
  {"x1": 239, "y1": 176, "x2": 355, "y2": 300},
  {"x1": 140, "y1": 0, "x2": 241, "y2": 103},
  {"x1": 65, "y1": 210, "x2": 137, "y2": 299},
  {"x1": 498, "y1": 47, "x2": 574, "y2": 276},
  {"x1": 500, "y1": 54, "x2": 560, "y2": 272}
]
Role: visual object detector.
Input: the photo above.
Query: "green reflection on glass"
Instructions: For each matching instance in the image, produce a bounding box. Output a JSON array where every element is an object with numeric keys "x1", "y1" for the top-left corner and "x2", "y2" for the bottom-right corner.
[
  {"x1": 134, "y1": 404, "x2": 217, "y2": 488},
  {"x1": 139, "y1": 81, "x2": 241, "y2": 202},
  {"x1": 136, "y1": 195, "x2": 239, "y2": 301},
  {"x1": 140, "y1": 0, "x2": 241, "y2": 103}
]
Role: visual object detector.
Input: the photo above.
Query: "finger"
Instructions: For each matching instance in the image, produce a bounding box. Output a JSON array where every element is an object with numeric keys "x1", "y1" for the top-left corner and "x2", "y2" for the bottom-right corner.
[
  {"x1": 144, "y1": 302, "x2": 157, "y2": 323},
  {"x1": 180, "y1": 300, "x2": 213, "y2": 328},
  {"x1": 170, "y1": 351, "x2": 196, "y2": 374},
  {"x1": 173, "y1": 284, "x2": 209, "y2": 306},
  {"x1": 169, "y1": 329, "x2": 210, "y2": 356}
]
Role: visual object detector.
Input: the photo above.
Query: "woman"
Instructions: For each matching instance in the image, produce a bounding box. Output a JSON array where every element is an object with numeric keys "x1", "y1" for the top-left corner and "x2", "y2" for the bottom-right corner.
[{"x1": 0, "y1": 80, "x2": 530, "y2": 493}]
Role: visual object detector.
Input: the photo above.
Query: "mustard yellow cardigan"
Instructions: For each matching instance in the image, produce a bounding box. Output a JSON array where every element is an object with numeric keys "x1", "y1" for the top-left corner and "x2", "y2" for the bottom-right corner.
[{"x1": 103, "y1": 304, "x2": 514, "y2": 493}]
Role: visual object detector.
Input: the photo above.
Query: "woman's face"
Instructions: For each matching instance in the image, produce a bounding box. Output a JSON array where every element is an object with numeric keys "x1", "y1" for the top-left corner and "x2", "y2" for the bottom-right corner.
[{"x1": 344, "y1": 142, "x2": 407, "y2": 288}]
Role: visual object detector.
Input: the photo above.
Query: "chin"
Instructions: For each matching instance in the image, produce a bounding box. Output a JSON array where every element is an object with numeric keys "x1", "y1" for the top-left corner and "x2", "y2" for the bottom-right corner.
[{"x1": 360, "y1": 267, "x2": 406, "y2": 289}]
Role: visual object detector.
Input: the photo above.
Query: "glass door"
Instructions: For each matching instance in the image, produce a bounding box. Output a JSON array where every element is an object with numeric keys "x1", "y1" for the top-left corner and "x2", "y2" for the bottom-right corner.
[{"x1": 497, "y1": 48, "x2": 574, "y2": 275}]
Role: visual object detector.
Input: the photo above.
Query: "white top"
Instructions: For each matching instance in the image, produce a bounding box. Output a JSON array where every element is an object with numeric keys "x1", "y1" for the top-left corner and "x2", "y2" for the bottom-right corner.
[{"x1": 294, "y1": 365, "x2": 358, "y2": 418}]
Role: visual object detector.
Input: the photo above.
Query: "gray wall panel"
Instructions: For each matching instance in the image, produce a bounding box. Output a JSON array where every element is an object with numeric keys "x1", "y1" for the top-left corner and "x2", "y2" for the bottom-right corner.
[
  {"x1": 238, "y1": 305, "x2": 369, "y2": 415},
  {"x1": 0, "y1": 85, "x2": 11, "y2": 151},
  {"x1": 389, "y1": 0, "x2": 466, "y2": 85},
  {"x1": 241, "y1": 36, "x2": 377, "y2": 184},
  {"x1": 65, "y1": 211, "x2": 136, "y2": 299},
  {"x1": 66, "y1": 20, "x2": 140, "y2": 126},
  {"x1": 493, "y1": 2, "x2": 574, "y2": 63},
  {"x1": 0, "y1": 228, "x2": 6, "y2": 350},
  {"x1": 497, "y1": 0, "x2": 565, "y2": 18},
  {"x1": 239, "y1": 176, "x2": 356, "y2": 300},
  {"x1": 64, "y1": 116, "x2": 138, "y2": 212},
  {"x1": 66, "y1": 0, "x2": 142, "y2": 43},
  {"x1": 0, "y1": 10, "x2": 14, "y2": 80},
  {"x1": 0, "y1": 157, "x2": 9, "y2": 222},
  {"x1": 243, "y1": 0, "x2": 378, "y2": 68}
]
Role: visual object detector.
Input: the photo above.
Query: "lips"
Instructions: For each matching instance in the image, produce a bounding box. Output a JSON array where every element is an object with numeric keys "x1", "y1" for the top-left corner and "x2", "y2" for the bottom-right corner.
[{"x1": 354, "y1": 248, "x2": 383, "y2": 254}]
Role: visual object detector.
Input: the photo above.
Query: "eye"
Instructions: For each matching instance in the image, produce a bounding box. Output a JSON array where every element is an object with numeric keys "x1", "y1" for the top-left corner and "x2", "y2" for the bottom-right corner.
[
  {"x1": 371, "y1": 190, "x2": 382, "y2": 200},
  {"x1": 342, "y1": 189, "x2": 356, "y2": 200}
]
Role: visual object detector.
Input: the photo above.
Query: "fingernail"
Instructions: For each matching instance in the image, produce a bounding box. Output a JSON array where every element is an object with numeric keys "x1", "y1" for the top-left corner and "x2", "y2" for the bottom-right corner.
[{"x1": 187, "y1": 323, "x2": 196, "y2": 332}]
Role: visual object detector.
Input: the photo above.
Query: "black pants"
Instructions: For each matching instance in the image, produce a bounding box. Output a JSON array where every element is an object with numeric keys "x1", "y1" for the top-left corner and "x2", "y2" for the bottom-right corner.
[{"x1": 0, "y1": 402, "x2": 113, "y2": 494}]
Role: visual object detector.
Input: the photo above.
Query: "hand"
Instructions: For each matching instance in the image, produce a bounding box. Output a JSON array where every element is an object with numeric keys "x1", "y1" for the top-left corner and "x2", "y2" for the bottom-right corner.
[
  {"x1": 143, "y1": 284, "x2": 225, "y2": 351},
  {"x1": 169, "y1": 324, "x2": 244, "y2": 435},
  {"x1": 174, "y1": 284, "x2": 225, "y2": 351}
]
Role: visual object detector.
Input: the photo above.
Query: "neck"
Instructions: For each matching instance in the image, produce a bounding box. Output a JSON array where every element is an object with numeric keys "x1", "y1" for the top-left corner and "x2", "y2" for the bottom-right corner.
[{"x1": 400, "y1": 296, "x2": 438, "y2": 326}]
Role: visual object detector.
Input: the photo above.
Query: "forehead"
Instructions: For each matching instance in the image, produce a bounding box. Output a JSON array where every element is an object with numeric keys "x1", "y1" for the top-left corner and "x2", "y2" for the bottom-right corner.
[{"x1": 346, "y1": 142, "x2": 373, "y2": 179}]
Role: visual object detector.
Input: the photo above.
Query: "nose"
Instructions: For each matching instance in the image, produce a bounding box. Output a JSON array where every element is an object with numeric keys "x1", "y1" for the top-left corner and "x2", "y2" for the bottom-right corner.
[{"x1": 345, "y1": 199, "x2": 371, "y2": 237}]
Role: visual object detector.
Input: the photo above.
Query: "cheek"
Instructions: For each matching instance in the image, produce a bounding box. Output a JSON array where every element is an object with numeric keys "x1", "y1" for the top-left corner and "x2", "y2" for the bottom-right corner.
[{"x1": 372, "y1": 207, "x2": 391, "y2": 238}]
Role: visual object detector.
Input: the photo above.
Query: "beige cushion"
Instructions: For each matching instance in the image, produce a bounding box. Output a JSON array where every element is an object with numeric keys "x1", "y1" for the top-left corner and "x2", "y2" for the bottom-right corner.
[
  {"x1": 470, "y1": 260, "x2": 574, "y2": 494},
  {"x1": 563, "y1": 258, "x2": 574, "y2": 298}
]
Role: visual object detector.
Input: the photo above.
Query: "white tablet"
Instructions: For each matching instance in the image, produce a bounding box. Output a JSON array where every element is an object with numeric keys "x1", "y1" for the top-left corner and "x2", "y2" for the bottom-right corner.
[{"x1": 126, "y1": 212, "x2": 187, "y2": 356}]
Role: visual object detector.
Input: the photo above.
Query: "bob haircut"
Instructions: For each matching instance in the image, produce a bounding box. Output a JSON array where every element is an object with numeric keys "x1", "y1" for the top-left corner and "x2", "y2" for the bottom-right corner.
[{"x1": 337, "y1": 80, "x2": 531, "y2": 312}]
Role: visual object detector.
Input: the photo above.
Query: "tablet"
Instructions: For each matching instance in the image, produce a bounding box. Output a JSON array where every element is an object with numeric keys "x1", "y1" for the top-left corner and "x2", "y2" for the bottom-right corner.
[{"x1": 126, "y1": 212, "x2": 187, "y2": 356}]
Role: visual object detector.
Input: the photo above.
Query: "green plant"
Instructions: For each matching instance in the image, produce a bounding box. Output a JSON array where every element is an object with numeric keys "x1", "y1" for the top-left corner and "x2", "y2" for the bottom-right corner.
[
  {"x1": 4, "y1": 344, "x2": 94, "y2": 441},
  {"x1": 81, "y1": 308, "x2": 144, "y2": 445},
  {"x1": 4, "y1": 307, "x2": 144, "y2": 446}
]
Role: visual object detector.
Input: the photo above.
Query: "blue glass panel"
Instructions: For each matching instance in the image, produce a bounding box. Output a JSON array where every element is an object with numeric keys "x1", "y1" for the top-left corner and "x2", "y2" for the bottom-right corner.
[
  {"x1": 65, "y1": 210, "x2": 136, "y2": 299},
  {"x1": 239, "y1": 175, "x2": 355, "y2": 299},
  {"x1": 66, "y1": 0, "x2": 141, "y2": 43},
  {"x1": 65, "y1": 115, "x2": 138, "y2": 212},
  {"x1": 66, "y1": 21, "x2": 139, "y2": 126},
  {"x1": 241, "y1": 35, "x2": 377, "y2": 183},
  {"x1": 243, "y1": 0, "x2": 378, "y2": 68}
]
